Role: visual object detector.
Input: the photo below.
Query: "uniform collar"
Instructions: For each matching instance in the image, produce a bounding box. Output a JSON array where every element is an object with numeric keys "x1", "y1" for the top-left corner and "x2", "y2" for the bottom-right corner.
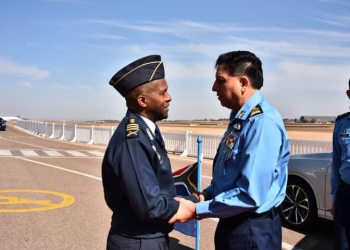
[
  {"x1": 231, "y1": 91, "x2": 263, "y2": 121},
  {"x1": 139, "y1": 115, "x2": 156, "y2": 134}
]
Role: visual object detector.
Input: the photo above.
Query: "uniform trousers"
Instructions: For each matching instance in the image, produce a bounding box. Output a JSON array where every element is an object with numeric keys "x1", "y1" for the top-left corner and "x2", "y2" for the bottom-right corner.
[
  {"x1": 107, "y1": 233, "x2": 169, "y2": 250},
  {"x1": 214, "y1": 208, "x2": 281, "y2": 250},
  {"x1": 334, "y1": 179, "x2": 350, "y2": 250}
]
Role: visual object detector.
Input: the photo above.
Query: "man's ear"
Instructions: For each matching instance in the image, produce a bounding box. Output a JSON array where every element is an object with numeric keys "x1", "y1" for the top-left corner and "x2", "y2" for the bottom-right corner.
[
  {"x1": 346, "y1": 90, "x2": 350, "y2": 100},
  {"x1": 137, "y1": 95, "x2": 147, "y2": 108},
  {"x1": 240, "y1": 76, "x2": 249, "y2": 86},
  {"x1": 240, "y1": 76, "x2": 249, "y2": 93}
]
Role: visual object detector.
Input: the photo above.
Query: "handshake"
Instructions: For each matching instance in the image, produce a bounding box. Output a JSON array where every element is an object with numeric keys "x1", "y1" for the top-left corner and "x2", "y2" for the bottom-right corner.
[{"x1": 168, "y1": 191, "x2": 207, "y2": 224}]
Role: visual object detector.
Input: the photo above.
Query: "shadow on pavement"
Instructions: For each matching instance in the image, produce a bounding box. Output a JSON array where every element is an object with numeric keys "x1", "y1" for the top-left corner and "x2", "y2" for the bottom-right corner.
[
  {"x1": 169, "y1": 237, "x2": 194, "y2": 250},
  {"x1": 284, "y1": 218, "x2": 333, "y2": 250}
]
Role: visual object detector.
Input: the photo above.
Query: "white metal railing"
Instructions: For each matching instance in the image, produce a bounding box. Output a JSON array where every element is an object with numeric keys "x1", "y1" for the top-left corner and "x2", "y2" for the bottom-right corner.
[
  {"x1": 187, "y1": 133, "x2": 222, "y2": 159},
  {"x1": 16, "y1": 120, "x2": 333, "y2": 159},
  {"x1": 93, "y1": 126, "x2": 114, "y2": 145},
  {"x1": 63, "y1": 125, "x2": 75, "y2": 140},
  {"x1": 163, "y1": 131, "x2": 187, "y2": 154},
  {"x1": 76, "y1": 125, "x2": 92, "y2": 143},
  {"x1": 53, "y1": 124, "x2": 63, "y2": 138},
  {"x1": 47, "y1": 123, "x2": 53, "y2": 137},
  {"x1": 290, "y1": 139, "x2": 332, "y2": 155}
]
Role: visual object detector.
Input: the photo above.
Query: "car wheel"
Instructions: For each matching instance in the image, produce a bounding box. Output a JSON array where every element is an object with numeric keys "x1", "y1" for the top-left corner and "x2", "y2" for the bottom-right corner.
[{"x1": 279, "y1": 177, "x2": 317, "y2": 229}]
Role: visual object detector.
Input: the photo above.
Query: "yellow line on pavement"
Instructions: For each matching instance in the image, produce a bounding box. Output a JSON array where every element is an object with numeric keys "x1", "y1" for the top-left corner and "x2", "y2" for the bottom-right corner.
[{"x1": 0, "y1": 190, "x2": 74, "y2": 213}]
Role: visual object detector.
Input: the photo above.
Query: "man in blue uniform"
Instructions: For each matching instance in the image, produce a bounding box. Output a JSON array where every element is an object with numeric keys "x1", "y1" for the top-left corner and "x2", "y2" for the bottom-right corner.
[
  {"x1": 331, "y1": 79, "x2": 350, "y2": 250},
  {"x1": 171, "y1": 51, "x2": 290, "y2": 249},
  {"x1": 102, "y1": 55, "x2": 194, "y2": 250}
]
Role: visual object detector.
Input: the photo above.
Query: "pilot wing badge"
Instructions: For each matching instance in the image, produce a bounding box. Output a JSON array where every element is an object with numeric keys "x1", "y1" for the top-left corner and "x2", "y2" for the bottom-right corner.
[{"x1": 126, "y1": 119, "x2": 139, "y2": 138}]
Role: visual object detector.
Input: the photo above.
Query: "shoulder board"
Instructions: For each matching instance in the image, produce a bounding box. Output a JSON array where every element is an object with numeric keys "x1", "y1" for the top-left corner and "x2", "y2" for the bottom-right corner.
[
  {"x1": 248, "y1": 104, "x2": 263, "y2": 118},
  {"x1": 336, "y1": 112, "x2": 350, "y2": 121},
  {"x1": 125, "y1": 118, "x2": 139, "y2": 139}
]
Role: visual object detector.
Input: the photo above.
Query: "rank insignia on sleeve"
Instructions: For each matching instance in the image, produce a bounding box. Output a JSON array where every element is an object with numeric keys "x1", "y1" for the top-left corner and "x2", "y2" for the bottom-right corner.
[
  {"x1": 249, "y1": 104, "x2": 263, "y2": 118},
  {"x1": 126, "y1": 119, "x2": 139, "y2": 138}
]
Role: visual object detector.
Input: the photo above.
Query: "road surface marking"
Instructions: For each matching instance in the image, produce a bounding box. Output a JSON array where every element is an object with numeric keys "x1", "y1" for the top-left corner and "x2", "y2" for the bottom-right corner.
[
  {"x1": 16, "y1": 157, "x2": 102, "y2": 181},
  {"x1": 43, "y1": 151, "x2": 64, "y2": 156},
  {"x1": 20, "y1": 150, "x2": 39, "y2": 156},
  {"x1": 0, "y1": 150, "x2": 12, "y2": 156},
  {"x1": 87, "y1": 151, "x2": 104, "y2": 156},
  {"x1": 0, "y1": 136, "x2": 53, "y2": 150},
  {"x1": 0, "y1": 149, "x2": 105, "y2": 157},
  {"x1": 0, "y1": 190, "x2": 74, "y2": 213},
  {"x1": 65, "y1": 150, "x2": 87, "y2": 157}
]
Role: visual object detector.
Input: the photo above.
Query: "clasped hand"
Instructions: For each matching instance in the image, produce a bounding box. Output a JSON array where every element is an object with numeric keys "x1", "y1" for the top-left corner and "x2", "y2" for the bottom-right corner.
[{"x1": 168, "y1": 192, "x2": 205, "y2": 224}]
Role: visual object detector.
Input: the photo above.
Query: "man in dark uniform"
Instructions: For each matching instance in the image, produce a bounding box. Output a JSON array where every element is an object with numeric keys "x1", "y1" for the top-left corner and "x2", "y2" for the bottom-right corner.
[
  {"x1": 331, "y1": 79, "x2": 350, "y2": 250},
  {"x1": 102, "y1": 55, "x2": 194, "y2": 250}
]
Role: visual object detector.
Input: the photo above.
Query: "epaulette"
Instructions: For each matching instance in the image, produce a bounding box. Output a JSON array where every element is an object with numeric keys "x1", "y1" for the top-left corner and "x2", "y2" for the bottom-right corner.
[
  {"x1": 125, "y1": 118, "x2": 139, "y2": 139},
  {"x1": 336, "y1": 112, "x2": 350, "y2": 121},
  {"x1": 248, "y1": 104, "x2": 263, "y2": 118}
]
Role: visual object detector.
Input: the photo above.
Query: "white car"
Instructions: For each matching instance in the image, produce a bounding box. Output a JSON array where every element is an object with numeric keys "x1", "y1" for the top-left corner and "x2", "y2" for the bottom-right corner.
[{"x1": 279, "y1": 152, "x2": 333, "y2": 229}]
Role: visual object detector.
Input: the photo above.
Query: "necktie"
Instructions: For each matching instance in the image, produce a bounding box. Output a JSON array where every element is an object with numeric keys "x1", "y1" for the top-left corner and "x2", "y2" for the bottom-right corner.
[{"x1": 155, "y1": 126, "x2": 165, "y2": 147}]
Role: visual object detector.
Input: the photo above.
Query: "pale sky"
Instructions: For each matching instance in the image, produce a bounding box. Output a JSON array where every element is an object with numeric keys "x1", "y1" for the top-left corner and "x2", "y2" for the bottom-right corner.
[{"x1": 1, "y1": 0, "x2": 350, "y2": 121}]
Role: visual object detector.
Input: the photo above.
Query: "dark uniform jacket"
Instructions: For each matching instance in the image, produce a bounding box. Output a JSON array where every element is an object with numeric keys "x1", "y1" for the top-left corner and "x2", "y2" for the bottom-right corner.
[{"x1": 102, "y1": 110, "x2": 179, "y2": 239}]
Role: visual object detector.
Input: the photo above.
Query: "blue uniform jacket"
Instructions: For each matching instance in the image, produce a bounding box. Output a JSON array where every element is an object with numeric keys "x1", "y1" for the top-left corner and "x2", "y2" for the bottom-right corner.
[
  {"x1": 332, "y1": 112, "x2": 350, "y2": 203},
  {"x1": 102, "y1": 110, "x2": 179, "y2": 238},
  {"x1": 196, "y1": 91, "x2": 290, "y2": 218}
]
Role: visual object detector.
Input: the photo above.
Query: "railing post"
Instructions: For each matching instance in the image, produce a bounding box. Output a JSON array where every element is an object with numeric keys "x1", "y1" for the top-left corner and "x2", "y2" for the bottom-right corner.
[
  {"x1": 180, "y1": 131, "x2": 189, "y2": 157},
  {"x1": 49, "y1": 123, "x2": 55, "y2": 138},
  {"x1": 39, "y1": 122, "x2": 42, "y2": 136},
  {"x1": 71, "y1": 124, "x2": 77, "y2": 142},
  {"x1": 88, "y1": 125, "x2": 94, "y2": 144},
  {"x1": 35, "y1": 121, "x2": 38, "y2": 134},
  {"x1": 34, "y1": 121, "x2": 38, "y2": 134},
  {"x1": 59, "y1": 124, "x2": 65, "y2": 140},
  {"x1": 45, "y1": 122, "x2": 48, "y2": 137}
]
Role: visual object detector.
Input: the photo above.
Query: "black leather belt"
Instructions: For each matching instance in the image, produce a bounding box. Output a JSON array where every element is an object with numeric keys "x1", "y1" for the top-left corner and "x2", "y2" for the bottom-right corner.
[
  {"x1": 245, "y1": 207, "x2": 279, "y2": 220},
  {"x1": 221, "y1": 207, "x2": 279, "y2": 224}
]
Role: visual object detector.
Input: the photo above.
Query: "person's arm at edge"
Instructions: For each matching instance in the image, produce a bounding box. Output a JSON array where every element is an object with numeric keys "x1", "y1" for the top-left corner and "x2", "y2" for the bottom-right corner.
[{"x1": 331, "y1": 121, "x2": 341, "y2": 205}]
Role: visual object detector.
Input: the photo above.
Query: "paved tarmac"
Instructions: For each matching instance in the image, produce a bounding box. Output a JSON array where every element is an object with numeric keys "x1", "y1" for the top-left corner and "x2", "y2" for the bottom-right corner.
[{"x1": 0, "y1": 124, "x2": 333, "y2": 250}]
